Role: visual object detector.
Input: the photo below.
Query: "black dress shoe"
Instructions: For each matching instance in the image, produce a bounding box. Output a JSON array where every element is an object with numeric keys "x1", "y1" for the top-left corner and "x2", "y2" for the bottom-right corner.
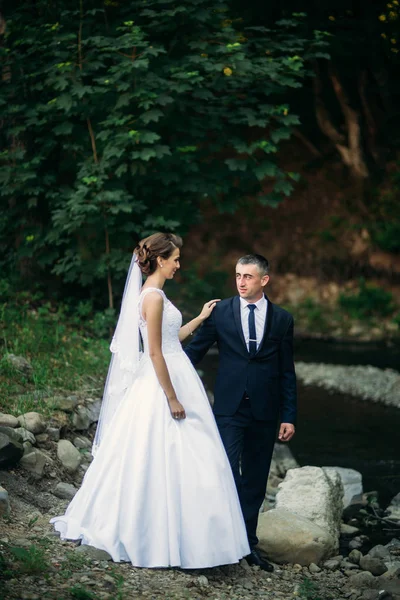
[{"x1": 244, "y1": 548, "x2": 274, "y2": 572}]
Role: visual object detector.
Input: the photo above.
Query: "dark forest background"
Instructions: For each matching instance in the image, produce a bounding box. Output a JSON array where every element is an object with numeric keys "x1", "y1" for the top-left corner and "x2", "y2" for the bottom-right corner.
[{"x1": 0, "y1": 0, "x2": 399, "y2": 343}]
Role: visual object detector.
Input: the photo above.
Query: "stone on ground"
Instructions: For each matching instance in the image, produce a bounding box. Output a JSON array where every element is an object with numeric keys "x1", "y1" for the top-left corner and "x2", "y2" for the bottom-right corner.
[
  {"x1": 359, "y1": 555, "x2": 388, "y2": 575},
  {"x1": 53, "y1": 482, "x2": 77, "y2": 500},
  {"x1": 53, "y1": 396, "x2": 80, "y2": 412},
  {"x1": 57, "y1": 439, "x2": 82, "y2": 472},
  {"x1": 17, "y1": 412, "x2": 46, "y2": 435},
  {"x1": 19, "y1": 448, "x2": 52, "y2": 478},
  {"x1": 75, "y1": 545, "x2": 112, "y2": 561},
  {"x1": 15, "y1": 427, "x2": 36, "y2": 444},
  {"x1": 276, "y1": 466, "x2": 344, "y2": 547},
  {"x1": 257, "y1": 508, "x2": 336, "y2": 566},
  {"x1": 73, "y1": 435, "x2": 91, "y2": 449},
  {"x1": 0, "y1": 413, "x2": 19, "y2": 428}
]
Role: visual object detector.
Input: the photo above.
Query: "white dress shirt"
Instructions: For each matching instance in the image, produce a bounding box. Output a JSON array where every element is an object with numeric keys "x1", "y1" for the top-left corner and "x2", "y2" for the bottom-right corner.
[{"x1": 239, "y1": 295, "x2": 268, "y2": 352}]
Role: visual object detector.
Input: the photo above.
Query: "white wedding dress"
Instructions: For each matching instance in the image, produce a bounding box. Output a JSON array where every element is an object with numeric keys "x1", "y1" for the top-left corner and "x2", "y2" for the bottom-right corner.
[{"x1": 51, "y1": 288, "x2": 250, "y2": 568}]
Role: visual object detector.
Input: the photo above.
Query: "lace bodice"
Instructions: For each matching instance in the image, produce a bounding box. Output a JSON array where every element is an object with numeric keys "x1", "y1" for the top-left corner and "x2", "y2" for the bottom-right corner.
[{"x1": 139, "y1": 288, "x2": 183, "y2": 355}]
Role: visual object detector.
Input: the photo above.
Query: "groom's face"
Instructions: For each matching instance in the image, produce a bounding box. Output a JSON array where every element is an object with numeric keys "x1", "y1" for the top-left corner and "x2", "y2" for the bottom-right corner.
[{"x1": 236, "y1": 263, "x2": 269, "y2": 302}]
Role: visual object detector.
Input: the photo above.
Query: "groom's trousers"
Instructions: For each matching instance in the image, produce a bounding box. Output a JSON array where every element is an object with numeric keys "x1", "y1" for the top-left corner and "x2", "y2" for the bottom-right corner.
[{"x1": 215, "y1": 395, "x2": 277, "y2": 549}]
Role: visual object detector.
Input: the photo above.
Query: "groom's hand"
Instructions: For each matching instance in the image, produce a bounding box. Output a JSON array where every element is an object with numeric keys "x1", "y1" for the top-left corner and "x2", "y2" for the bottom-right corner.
[{"x1": 278, "y1": 423, "x2": 295, "y2": 442}]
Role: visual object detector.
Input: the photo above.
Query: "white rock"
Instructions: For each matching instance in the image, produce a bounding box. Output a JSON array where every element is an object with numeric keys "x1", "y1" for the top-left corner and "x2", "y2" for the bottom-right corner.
[
  {"x1": 323, "y1": 467, "x2": 363, "y2": 508},
  {"x1": 17, "y1": 412, "x2": 46, "y2": 435},
  {"x1": 0, "y1": 485, "x2": 10, "y2": 516},
  {"x1": 276, "y1": 466, "x2": 343, "y2": 548},
  {"x1": 57, "y1": 439, "x2": 82, "y2": 473},
  {"x1": 257, "y1": 508, "x2": 336, "y2": 566},
  {"x1": 0, "y1": 413, "x2": 19, "y2": 428}
]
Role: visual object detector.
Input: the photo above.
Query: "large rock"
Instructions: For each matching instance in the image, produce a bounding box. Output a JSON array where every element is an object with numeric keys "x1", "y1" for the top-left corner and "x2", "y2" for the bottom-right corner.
[
  {"x1": 17, "y1": 412, "x2": 46, "y2": 435},
  {"x1": 0, "y1": 413, "x2": 19, "y2": 428},
  {"x1": 257, "y1": 508, "x2": 336, "y2": 565},
  {"x1": 0, "y1": 432, "x2": 24, "y2": 468},
  {"x1": 323, "y1": 467, "x2": 363, "y2": 508},
  {"x1": 57, "y1": 439, "x2": 82, "y2": 473},
  {"x1": 0, "y1": 485, "x2": 10, "y2": 516},
  {"x1": 19, "y1": 448, "x2": 52, "y2": 478},
  {"x1": 276, "y1": 466, "x2": 344, "y2": 546},
  {"x1": 4, "y1": 354, "x2": 33, "y2": 380}
]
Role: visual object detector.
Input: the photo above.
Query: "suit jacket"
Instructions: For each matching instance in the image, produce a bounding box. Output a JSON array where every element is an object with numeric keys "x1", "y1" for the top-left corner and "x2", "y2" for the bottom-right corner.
[{"x1": 184, "y1": 295, "x2": 297, "y2": 424}]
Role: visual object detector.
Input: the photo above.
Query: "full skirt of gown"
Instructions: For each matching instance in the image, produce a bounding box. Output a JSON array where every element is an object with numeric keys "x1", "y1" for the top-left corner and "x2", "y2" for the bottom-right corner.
[{"x1": 50, "y1": 350, "x2": 250, "y2": 568}]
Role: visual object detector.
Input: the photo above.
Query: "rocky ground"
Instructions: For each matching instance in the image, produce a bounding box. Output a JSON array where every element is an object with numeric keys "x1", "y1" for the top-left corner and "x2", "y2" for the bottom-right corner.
[
  {"x1": 1, "y1": 389, "x2": 400, "y2": 600},
  {"x1": 1, "y1": 466, "x2": 399, "y2": 600},
  {"x1": 295, "y1": 363, "x2": 400, "y2": 409}
]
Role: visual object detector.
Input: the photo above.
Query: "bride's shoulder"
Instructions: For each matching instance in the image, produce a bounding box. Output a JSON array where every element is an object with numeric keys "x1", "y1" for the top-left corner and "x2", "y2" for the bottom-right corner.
[{"x1": 140, "y1": 287, "x2": 165, "y2": 304}]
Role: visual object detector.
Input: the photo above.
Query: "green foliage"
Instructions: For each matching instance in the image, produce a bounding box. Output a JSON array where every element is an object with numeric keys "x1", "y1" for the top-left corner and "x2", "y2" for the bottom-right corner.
[
  {"x1": 70, "y1": 586, "x2": 96, "y2": 600},
  {"x1": 0, "y1": 291, "x2": 110, "y2": 414},
  {"x1": 168, "y1": 265, "x2": 231, "y2": 317},
  {"x1": 372, "y1": 222, "x2": 400, "y2": 254},
  {"x1": 295, "y1": 297, "x2": 329, "y2": 333},
  {"x1": 9, "y1": 544, "x2": 49, "y2": 574},
  {"x1": 0, "y1": 0, "x2": 327, "y2": 306},
  {"x1": 298, "y1": 577, "x2": 322, "y2": 600},
  {"x1": 367, "y1": 163, "x2": 400, "y2": 254},
  {"x1": 339, "y1": 279, "x2": 396, "y2": 319}
]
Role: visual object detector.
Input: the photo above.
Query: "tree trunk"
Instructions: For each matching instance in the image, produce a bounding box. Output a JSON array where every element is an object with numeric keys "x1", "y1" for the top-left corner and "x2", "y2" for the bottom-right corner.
[{"x1": 313, "y1": 64, "x2": 369, "y2": 180}]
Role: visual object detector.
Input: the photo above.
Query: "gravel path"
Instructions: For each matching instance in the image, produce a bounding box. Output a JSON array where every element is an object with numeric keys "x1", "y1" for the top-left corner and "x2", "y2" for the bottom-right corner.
[{"x1": 295, "y1": 362, "x2": 400, "y2": 408}]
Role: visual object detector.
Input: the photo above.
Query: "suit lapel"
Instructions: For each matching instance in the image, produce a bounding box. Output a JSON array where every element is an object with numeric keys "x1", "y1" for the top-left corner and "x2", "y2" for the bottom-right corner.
[
  {"x1": 255, "y1": 295, "x2": 273, "y2": 355},
  {"x1": 232, "y1": 296, "x2": 248, "y2": 352}
]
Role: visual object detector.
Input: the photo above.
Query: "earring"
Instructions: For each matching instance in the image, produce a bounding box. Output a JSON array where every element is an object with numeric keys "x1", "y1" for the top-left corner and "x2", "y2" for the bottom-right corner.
[{"x1": 160, "y1": 264, "x2": 163, "y2": 268}]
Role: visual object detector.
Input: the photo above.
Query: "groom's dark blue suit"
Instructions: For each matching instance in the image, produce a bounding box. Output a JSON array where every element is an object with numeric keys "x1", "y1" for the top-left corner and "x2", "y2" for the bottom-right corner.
[{"x1": 185, "y1": 295, "x2": 297, "y2": 548}]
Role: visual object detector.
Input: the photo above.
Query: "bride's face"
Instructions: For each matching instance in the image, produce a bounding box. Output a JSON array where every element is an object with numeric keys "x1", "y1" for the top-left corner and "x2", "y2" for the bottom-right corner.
[{"x1": 160, "y1": 247, "x2": 181, "y2": 279}]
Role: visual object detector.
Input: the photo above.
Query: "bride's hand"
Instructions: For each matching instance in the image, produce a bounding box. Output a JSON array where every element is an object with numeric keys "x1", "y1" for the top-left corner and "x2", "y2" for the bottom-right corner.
[
  {"x1": 168, "y1": 398, "x2": 186, "y2": 420},
  {"x1": 199, "y1": 299, "x2": 220, "y2": 321}
]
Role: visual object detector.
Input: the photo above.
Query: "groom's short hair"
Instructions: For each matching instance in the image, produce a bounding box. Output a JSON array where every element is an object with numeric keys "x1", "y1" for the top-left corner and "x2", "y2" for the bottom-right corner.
[{"x1": 237, "y1": 254, "x2": 269, "y2": 276}]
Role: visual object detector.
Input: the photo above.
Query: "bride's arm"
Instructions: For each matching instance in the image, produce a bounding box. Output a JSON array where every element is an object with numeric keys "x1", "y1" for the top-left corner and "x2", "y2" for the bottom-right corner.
[
  {"x1": 179, "y1": 299, "x2": 220, "y2": 342},
  {"x1": 144, "y1": 292, "x2": 185, "y2": 419}
]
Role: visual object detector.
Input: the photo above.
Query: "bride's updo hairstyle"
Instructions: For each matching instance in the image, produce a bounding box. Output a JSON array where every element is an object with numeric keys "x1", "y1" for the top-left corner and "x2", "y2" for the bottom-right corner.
[{"x1": 134, "y1": 232, "x2": 183, "y2": 275}]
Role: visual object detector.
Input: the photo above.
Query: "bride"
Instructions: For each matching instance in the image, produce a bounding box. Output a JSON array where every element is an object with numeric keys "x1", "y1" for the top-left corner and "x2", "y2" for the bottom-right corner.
[{"x1": 51, "y1": 232, "x2": 250, "y2": 568}]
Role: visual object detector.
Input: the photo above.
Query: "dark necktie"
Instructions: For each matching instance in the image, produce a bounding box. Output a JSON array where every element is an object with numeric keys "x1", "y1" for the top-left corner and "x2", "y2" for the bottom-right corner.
[{"x1": 247, "y1": 304, "x2": 257, "y2": 355}]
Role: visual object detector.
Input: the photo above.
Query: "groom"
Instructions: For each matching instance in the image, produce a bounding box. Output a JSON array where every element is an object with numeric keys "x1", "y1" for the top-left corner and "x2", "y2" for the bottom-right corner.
[{"x1": 185, "y1": 254, "x2": 297, "y2": 571}]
